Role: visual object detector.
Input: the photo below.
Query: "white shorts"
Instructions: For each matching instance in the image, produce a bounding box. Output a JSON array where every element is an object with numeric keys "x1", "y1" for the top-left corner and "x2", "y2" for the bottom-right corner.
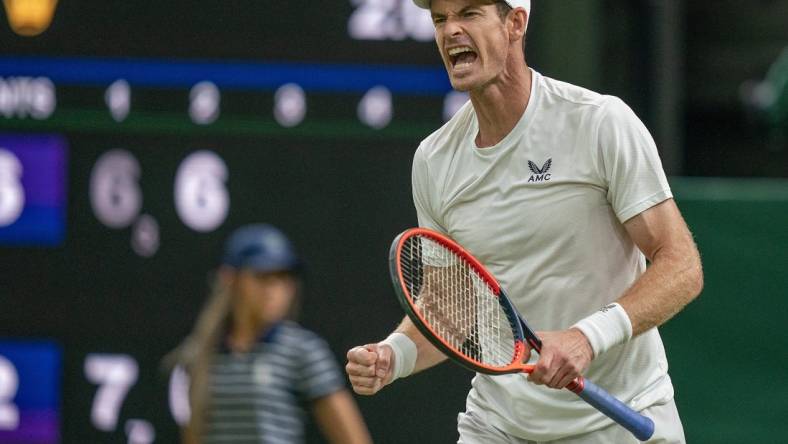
[{"x1": 457, "y1": 399, "x2": 686, "y2": 444}]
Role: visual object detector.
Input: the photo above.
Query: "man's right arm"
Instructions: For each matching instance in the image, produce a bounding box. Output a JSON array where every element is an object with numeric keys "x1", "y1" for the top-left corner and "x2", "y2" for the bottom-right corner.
[
  {"x1": 345, "y1": 316, "x2": 447, "y2": 395},
  {"x1": 346, "y1": 143, "x2": 448, "y2": 395}
]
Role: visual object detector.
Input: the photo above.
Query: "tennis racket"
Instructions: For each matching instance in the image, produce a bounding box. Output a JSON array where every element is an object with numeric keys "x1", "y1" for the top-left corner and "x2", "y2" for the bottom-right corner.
[{"x1": 388, "y1": 227, "x2": 655, "y2": 441}]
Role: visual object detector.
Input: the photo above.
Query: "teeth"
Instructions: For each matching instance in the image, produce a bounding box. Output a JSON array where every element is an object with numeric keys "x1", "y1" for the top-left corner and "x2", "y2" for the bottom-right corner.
[{"x1": 448, "y1": 46, "x2": 474, "y2": 56}]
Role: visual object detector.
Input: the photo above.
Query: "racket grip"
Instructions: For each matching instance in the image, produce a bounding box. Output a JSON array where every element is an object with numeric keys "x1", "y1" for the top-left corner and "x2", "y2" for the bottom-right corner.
[{"x1": 572, "y1": 378, "x2": 655, "y2": 441}]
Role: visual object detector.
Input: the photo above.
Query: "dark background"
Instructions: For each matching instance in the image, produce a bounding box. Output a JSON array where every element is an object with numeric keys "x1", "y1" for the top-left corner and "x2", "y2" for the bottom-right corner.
[{"x1": 0, "y1": 0, "x2": 787, "y2": 443}]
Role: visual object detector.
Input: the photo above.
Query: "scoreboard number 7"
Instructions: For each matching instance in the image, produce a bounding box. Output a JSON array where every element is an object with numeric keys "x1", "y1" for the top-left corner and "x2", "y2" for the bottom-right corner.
[{"x1": 84, "y1": 354, "x2": 139, "y2": 432}]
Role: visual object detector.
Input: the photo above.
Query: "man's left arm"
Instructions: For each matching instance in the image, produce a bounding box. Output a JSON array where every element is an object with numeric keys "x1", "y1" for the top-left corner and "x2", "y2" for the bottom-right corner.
[
  {"x1": 529, "y1": 198, "x2": 703, "y2": 389},
  {"x1": 617, "y1": 198, "x2": 704, "y2": 335}
]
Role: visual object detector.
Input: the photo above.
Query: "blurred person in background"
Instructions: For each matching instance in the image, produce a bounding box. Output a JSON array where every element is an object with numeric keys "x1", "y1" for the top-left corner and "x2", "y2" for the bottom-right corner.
[{"x1": 169, "y1": 224, "x2": 372, "y2": 444}]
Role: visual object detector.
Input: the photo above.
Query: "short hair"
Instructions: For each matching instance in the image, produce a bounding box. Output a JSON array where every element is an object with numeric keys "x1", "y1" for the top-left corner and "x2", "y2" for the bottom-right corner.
[
  {"x1": 495, "y1": 1, "x2": 513, "y2": 21},
  {"x1": 493, "y1": 1, "x2": 527, "y2": 55}
]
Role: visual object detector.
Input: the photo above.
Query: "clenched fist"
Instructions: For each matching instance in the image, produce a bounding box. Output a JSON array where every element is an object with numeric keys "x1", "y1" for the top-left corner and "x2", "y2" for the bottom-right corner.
[{"x1": 345, "y1": 343, "x2": 395, "y2": 395}]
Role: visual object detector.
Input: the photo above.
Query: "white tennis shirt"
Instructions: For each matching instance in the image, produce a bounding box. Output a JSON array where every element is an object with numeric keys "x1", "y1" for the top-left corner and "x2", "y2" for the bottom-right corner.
[{"x1": 412, "y1": 69, "x2": 675, "y2": 440}]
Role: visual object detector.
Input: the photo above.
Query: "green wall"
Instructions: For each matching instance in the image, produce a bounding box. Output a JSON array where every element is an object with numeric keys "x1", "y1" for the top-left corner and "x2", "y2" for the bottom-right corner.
[
  {"x1": 528, "y1": 0, "x2": 604, "y2": 91},
  {"x1": 665, "y1": 177, "x2": 788, "y2": 442}
]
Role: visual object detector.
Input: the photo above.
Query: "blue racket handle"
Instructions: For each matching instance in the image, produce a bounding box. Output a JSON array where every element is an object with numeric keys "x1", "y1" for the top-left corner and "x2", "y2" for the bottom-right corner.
[{"x1": 571, "y1": 378, "x2": 655, "y2": 441}]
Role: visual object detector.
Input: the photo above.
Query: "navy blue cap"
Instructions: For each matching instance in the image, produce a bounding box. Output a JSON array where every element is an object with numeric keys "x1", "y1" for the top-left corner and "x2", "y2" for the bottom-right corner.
[{"x1": 221, "y1": 224, "x2": 302, "y2": 273}]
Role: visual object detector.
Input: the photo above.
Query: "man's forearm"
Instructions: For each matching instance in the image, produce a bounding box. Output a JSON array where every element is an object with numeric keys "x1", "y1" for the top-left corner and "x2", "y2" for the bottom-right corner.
[
  {"x1": 618, "y1": 239, "x2": 703, "y2": 336},
  {"x1": 394, "y1": 316, "x2": 448, "y2": 374}
]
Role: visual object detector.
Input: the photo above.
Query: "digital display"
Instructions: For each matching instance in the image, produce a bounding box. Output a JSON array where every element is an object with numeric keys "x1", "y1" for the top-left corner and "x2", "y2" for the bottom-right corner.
[
  {"x1": 0, "y1": 1, "x2": 474, "y2": 442},
  {"x1": 7, "y1": 2, "x2": 781, "y2": 443},
  {"x1": 3, "y1": 2, "x2": 780, "y2": 443}
]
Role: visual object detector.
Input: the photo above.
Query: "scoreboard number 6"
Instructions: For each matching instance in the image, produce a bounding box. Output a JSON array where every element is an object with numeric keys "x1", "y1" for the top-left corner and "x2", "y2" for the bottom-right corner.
[
  {"x1": 89, "y1": 150, "x2": 142, "y2": 229},
  {"x1": 174, "y1": 150, "x2": 229, "y2": 232}
]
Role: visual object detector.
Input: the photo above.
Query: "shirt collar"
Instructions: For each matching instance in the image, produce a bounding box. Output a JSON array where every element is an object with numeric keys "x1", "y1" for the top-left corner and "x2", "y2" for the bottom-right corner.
[{"x1": 220, "y1": 321, "x2": 283, "y2": 353}]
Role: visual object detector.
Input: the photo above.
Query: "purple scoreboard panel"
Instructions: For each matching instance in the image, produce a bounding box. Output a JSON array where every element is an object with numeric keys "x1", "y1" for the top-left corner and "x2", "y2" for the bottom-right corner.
[
  {"x1": 0, "y1": 134, "x2": 68, "y2": 246},
  {"x1": 0, "y1": 340, "x2": 62, "y2": 444}
]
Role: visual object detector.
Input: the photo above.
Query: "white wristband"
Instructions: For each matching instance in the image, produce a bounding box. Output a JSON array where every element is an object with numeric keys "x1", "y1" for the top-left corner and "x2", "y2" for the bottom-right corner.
[
  {"x1": 571, "y1": 303, "x2": 633, "y2": 358},
  {"x1": 380, "y1": 332, "x2": 417, "y2": 382}
]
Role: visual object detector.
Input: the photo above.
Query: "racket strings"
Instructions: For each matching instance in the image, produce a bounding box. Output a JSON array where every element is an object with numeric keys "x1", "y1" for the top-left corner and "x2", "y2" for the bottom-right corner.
[{"x1": 400, "y1": 236, "x2": 517, "y2": 368}]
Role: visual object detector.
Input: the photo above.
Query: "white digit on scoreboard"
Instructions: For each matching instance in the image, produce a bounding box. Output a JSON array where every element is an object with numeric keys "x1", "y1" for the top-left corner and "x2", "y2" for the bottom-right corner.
[
  {"x1": 131, "y1": 214, "x2": 160, "y2": 257},
  {"x1": 189, "y1": 81, "x2": 221, "y2": 125},
  {"x1": 0, "y1": 356, "x2": 20, "y2": 430},
  {"x1": 174, "y1": 150, "x2": 230, "y2": 233},
  {"x1": 443, "y1": 91, "x2": 470, "y2": 122},
  {"x1": 89, "y1": 150, "x2": 143, "y2": 229},
  {"x1": 105, "y1": 79, "x2": 131, "y2": 123},
  {"x1": 358, "y1": 86, "x2": 393, "y2": 129},
  {"x1": 274, "y1": 83, "x2": 307, "y2": 128},
  {"x1": 168, "y1": 365, "x2": 191, "y2": 426},
  {"x1": 125, "y1": 418, "x2": 155, "y2": 444},
  {"x1": 0, "y1": 149, "x2": 25, "y2": 227},
  {"x1": 84, "y1": 354, "x2": 139, "y2": 432}
]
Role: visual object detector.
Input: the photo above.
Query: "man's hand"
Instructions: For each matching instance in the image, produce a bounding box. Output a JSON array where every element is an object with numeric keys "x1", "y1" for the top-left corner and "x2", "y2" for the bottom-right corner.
[
  {"x1": 345, "y1": 343, "x2": 394, "y2": 395},
  {"x1": 528, "y1": 329, "x2": 594, "y2": 389}
]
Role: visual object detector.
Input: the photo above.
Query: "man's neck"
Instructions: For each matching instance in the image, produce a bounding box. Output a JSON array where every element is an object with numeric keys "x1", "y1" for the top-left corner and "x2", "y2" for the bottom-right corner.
[{"x1": 469, "y1": 63, "x2": 532, "y2": 148}]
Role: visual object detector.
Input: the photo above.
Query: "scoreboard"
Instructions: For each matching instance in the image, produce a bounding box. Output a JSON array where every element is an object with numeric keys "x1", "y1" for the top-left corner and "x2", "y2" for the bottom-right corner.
[{"x1": 0, "y1": 1, "x2": 476, "y2": 443}]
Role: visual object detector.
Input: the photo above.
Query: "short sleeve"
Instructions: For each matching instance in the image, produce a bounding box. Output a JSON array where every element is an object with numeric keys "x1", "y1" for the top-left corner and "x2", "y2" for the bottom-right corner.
[
  {"x1": 412, "y1": 146, "x2": 446, "y2": 231},
  {"x1": 597, "y1": 97, "x2": 673, "y2": 222},
  {"x1": 297, "y1": 333, "x2": 346, "y2": 401}
]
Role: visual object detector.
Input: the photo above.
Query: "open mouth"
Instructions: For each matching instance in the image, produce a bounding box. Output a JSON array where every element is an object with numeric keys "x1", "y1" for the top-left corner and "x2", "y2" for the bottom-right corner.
[{"x1": 448, "y1": 46, "x2": 478, "y2": 69}]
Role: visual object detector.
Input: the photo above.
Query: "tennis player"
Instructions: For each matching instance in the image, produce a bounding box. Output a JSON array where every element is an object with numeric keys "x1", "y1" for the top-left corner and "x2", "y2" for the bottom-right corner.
[
  {"x1": 170, "y1": 224, "x2": 371, "y2": 444},
  {"x1": 345, "y1": 1, "x2": 703, "y2": 442}
]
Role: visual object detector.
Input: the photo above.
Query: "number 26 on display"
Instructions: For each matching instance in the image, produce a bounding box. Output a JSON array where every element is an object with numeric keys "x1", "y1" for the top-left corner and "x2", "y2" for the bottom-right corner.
[{"x1": 348, "y1": 0, "x2": 434, "y2": 41}]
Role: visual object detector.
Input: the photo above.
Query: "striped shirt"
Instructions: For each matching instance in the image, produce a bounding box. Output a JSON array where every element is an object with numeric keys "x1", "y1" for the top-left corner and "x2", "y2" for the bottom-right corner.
[{"x1": 204, "y1": 321, "x2": 346, "y2": 444}]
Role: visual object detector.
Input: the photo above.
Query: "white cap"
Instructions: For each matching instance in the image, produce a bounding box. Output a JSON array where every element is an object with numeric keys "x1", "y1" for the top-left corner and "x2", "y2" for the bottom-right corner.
[{"x1": 412, "y1": 0, "x2": 531, "y2": 16}]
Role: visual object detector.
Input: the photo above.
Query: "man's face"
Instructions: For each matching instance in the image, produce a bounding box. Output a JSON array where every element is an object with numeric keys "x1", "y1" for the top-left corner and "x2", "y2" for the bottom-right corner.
[{"x1": 430, "y1": 0, "x2": 511, "y2": 92}]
